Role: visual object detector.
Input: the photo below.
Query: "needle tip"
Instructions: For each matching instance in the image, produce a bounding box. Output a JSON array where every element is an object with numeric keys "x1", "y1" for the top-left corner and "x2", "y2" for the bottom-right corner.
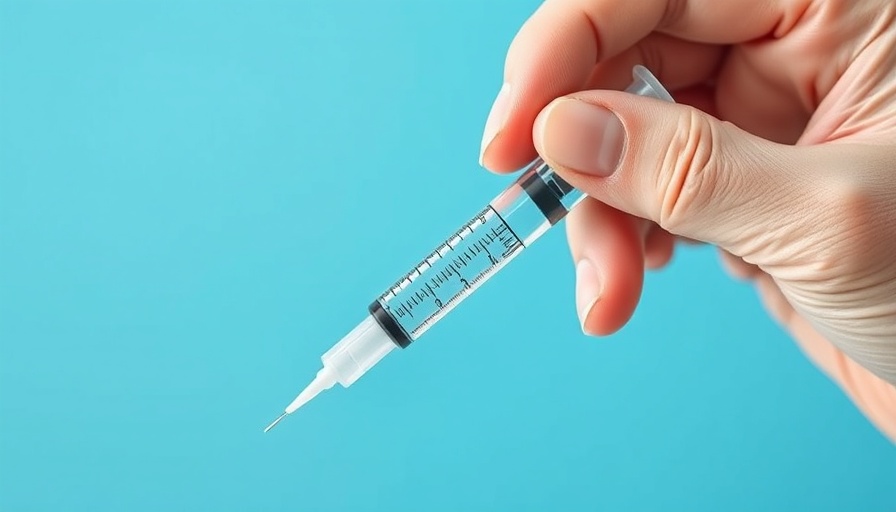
[{"x1": 263, "y1": 412, "x2": 288, "y2": 433}]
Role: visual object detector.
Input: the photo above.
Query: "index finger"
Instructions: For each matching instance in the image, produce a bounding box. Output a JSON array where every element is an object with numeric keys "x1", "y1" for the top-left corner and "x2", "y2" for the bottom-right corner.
[{"x1": 480, "y1": 0, "x2": 791, "y2": 172}]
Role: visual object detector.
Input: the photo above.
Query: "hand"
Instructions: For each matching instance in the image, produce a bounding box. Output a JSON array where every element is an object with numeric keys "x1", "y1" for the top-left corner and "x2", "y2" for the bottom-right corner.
[{"x1": 479, "y1": 0, "x2": 896, "y2": 442}]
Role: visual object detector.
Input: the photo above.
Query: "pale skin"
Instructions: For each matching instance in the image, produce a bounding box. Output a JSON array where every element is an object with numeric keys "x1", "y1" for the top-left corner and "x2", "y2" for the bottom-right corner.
[{"x1": 479, "y1": 0, "x2": 896, "y2": 442}]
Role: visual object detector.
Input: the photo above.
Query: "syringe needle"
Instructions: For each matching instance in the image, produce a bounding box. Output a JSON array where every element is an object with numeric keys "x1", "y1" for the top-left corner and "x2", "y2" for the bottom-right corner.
[
  {"x1": 263, "y1": 367, "x2": 338, "y2": 433},
  {"x1": 263, "y1": 412, "x2": 288, "y2": 433}
]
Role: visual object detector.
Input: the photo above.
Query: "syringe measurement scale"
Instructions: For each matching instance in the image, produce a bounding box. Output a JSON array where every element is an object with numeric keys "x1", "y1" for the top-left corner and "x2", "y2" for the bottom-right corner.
[{"x1": 265, "y1": 66, "x2": 674, "y2": 432}]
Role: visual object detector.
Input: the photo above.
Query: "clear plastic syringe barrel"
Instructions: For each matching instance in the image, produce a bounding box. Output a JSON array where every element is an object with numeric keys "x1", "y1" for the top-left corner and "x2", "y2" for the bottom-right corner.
[{"x1": 368, "y1": 65, "x2": 673, "y2": 347}]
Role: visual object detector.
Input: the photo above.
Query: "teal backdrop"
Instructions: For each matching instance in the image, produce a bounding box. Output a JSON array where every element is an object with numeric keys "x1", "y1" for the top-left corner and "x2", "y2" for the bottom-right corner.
[{"x1": 1, "y1": 1, "x2": 894, "y2": 511}]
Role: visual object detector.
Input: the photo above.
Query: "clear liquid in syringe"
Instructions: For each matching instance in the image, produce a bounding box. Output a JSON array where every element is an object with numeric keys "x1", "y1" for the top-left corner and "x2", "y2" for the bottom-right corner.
[
  {"x1": 264, "y1": 65, "x2": 675, "y2": 431},
  {"x1": 370, "y1": 204, "x2": 525, "y2": 344}
]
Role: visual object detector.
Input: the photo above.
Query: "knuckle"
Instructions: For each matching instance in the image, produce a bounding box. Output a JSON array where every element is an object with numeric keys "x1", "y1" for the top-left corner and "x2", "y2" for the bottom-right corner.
[
  {"x1": 659, "y1": 0, "x2": 687, "y2": 29},
  {"x1": 811, "y1": 176, "x2": 887, "y2": 275},
  {"x1": 655, "y1": 110, "x2": 726, "y2": 234}
]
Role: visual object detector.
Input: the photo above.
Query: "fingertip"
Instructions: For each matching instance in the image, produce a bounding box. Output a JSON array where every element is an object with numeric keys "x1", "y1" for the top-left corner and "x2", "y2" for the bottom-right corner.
[
  {"x1": 479, "y1": 104, "x2": 547, "y2": 173},
  {"x1": 477, "y1": 81, "x2": 553, "y2": 174},
  {"x1": 580, "y1": 251, "x2": 644, "y2": 336},
  {"x1": 575, "y1": 258, "x2": 603, "y2": 335},
  {"x1": 530, "y1": 98, "x2": 559, "y2": 159},
  {"x1": 569, "y1": 201, "x2": 645, "y2": 337},
  {"x1": 478, "y1": 130, "x2": 536, "y2": 173},
  {"x1": 479, "y1": 2, "x2": 598, "y2": 173},
  {"x1": 478, "y1": 82, "x2": 517, "y2": 173}
]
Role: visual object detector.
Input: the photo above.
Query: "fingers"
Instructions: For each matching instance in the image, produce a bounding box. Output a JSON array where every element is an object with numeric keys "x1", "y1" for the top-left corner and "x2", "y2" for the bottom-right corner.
[
  {"x1": 481, "y1": 32, "x2": 723, "y2": 173},
  {"x1": 574, "y1": 40, "x2": 722, "y2": 277},
  {"x1": 582, "y1": 33, "x2": 726, "y2": 94},
  {"x1": 566, "y1": 199, "x2": 645, "y2": 336},
  {"x1": 566, "y1": 207, "x2": 671, "y2": 337},
  {"x1": 532, "y1": 89, "x2": 812, "y2": 257},
  {"x1": 479, "y1": 0, "x2": 790, "y2": 172},
  {"x1": 714, "y1": 49, "x2": 810, "y2": 145}
]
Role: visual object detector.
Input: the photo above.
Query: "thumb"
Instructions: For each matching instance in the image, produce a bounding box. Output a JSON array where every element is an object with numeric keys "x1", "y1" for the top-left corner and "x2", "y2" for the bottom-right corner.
[{"x1": 533, "y1": 91, "x2": 809, "y2": 256}]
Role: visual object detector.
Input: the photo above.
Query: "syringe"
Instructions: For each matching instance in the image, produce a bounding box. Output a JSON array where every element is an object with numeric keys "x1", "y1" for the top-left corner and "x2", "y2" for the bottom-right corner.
[{"x1": 264, "y1": 65, "x2": 673, "y2": 432}]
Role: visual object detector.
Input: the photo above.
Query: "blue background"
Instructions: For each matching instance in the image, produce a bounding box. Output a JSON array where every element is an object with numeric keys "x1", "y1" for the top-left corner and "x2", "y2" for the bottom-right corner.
[{"x1": 1, "y1": 1, "x2": 893, "y2": 511}]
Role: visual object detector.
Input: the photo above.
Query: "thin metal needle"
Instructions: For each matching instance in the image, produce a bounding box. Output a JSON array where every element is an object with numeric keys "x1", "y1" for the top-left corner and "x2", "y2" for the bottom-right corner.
[{"x1": 264, "y1": 412, "x2": 288, "y2": 433}]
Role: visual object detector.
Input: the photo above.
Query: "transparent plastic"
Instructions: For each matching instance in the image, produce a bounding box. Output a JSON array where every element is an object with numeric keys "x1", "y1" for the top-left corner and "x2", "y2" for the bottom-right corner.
[
  {"x1": 284, "y1": 316, "x2": 394, "y2": 414},
  {"x1": 370, "y1": 65, "x2": 674, "y2": 343},
  {"x1": 266, "y1": 65, "x2": 674, "y2": 429}
]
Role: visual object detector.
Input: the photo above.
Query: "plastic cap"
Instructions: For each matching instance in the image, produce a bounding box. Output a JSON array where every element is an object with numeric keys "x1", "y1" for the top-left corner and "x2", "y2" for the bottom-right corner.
[
  {"x1": 321, "y1": 314, "x2": 397, "y2": 388},
  {"x1": 627, "y1": 65, "x2": 674, "y2": 102}
]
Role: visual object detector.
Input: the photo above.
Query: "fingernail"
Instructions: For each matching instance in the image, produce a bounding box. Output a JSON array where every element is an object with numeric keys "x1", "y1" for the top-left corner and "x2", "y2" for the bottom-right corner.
[
  {"x1": 479, "y1": 83, "x2": 511, "y2": 165},
  {"x1": 537, "y1": 99, "x2": 624, "y2": 177},
  {"x1": 575, "y1": 258, "x2": 602, "y2": 335}
]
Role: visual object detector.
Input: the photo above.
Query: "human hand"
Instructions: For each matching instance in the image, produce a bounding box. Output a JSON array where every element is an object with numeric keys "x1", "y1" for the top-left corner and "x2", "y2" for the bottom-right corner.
[{"x1": 479, "y1": 0, "x2": 896, "y2": 441}]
